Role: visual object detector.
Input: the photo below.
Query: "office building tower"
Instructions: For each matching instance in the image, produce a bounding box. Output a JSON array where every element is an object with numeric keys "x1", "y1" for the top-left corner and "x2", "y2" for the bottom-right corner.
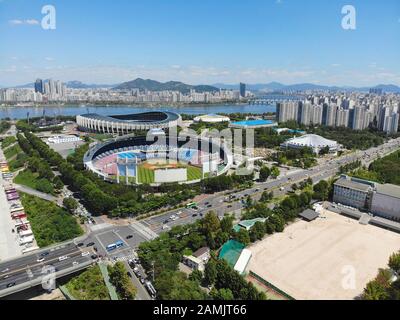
[
  {"x1": 240, "y1": 83, "x2": 246, "y2": 98},
  {"x1": 34, "y1": 79, "x2": 43, "y2": 94},
  {"x1": 300, "y1": 102, "x2": 313, "y2": 125},
  {"x1": 312, "y1": 105, "x2": 323, "y2": 125},
  {"x1": 336, "y1": 108, "x2": 349, "y2": 127},
  {"x1": 276, "y1": 101, "x2": 299, "y2": 123}
]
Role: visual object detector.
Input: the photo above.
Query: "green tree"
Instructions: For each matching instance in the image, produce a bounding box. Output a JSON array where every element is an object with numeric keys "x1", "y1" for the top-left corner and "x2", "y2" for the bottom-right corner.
[
  {"x1": 189, "y1": 270, "x2": 203, "y2": 283},
  {"x1": 259, "y1": 166, "x2": 271, "y2": 182},
  {"x1": 63, "y1": 197, "x2": 79, "y2": 214},
  {"x1": 270, "y1": 166, "x2": 280, "y2": 179},
  {"x1": 388, "y1": 252, "x2": 400, "y2": 274},
  {"x1": 204, "y1": 259, "x2": 218, "y2": 286},
  {"x1": 108, "y1": 262, "x2": 137, "y2": 300},
  {"x1": 211, "y1": 288, "x2": 234, "y2": 300},
  {"x1": 234, "y1": 229, "x2": 250, "y2": 246},
  {"x1": 313, "y1": 180, "x2": 330, "y2": 201}
]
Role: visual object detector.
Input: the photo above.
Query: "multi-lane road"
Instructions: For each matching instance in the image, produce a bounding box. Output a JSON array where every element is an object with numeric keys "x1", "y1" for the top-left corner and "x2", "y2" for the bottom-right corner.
[
  {"x1": 0, "y1": 136, "x2": 399, "y2": 298},
  {"x1": 142, "y1": 137, "x2": 400, "y2": 234}
]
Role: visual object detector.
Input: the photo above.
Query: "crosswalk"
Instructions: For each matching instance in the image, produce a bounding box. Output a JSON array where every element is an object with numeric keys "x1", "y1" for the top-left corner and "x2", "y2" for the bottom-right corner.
[{"x1": 129, "y1": 222, "x2": 158, "y2": 241}]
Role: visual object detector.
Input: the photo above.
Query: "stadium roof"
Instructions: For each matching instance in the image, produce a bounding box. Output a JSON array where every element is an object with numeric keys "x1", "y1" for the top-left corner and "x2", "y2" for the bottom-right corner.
[
  {"x1": 281, "y1": 134, "x2": 338, "y2": 149},
  {"x1": 79, "y1": 111, "x2": 180, "y2": 125}
]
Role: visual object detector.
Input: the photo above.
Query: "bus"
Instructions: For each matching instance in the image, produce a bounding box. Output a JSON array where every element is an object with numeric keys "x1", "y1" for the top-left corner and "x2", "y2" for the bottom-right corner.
[
  {"x1": 186, "y1": 202, "x2": 198, "y2": 209},
  {"x1": 106, "y1": 243, "x2": 117, "y2": 252},
  {"x1": 145, "y1": 281, "x2": 157, "y2": 299},
  {"x1": 115, "y1": 240, "x2": 124, "y2": 248}
]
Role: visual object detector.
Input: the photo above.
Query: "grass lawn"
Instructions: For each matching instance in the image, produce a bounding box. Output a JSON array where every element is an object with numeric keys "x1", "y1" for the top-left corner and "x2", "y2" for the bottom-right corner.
[
  {"x1": 187, "y1": 165, "x2": 202, "y2": 181},
  {"x1": 65, "y1": 265, "x2": 110, "y2": 300},
  {"x1": 1, "y1": 136, "x2": 16, "y2": 149},
  {"x1": 14, "y1": 169, "x2": 38, "y2": 189},
  {"x1": 8, "y1": 153, "x2": 28, "y2": 172},
  {"x1": 3, "y1": 144, "x2": 22, "y2": 160},
  {"x1": 137, "y1": 163, "x2": 202, "y2": 184},
  {"x1": 138, "y1": 165, "x2": 155, "y2": 184}
]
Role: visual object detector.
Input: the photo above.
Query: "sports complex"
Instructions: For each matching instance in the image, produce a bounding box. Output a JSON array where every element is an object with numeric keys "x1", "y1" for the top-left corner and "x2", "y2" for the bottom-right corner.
[
  {"x1": 76, "y1": 111, "x2": 181, "y2": 134},
  {"x1": 83, "y1": 135, "x2": 233, "y2": 185}
]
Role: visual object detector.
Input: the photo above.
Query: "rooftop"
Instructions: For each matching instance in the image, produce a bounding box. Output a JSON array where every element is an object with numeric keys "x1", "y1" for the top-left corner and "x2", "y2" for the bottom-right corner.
[
  {"x1": 375, "y1": 183, "x2": 400, "y2": 199},
  {"x1": 299, "y1": 209, "x2": 320, "y2": 222},
  {"x1": 334, "y1": 178, "x2": 373, "y2": 193},
  {"x1": 282, "y1": 134, "x2": 338, "y2": 149}
]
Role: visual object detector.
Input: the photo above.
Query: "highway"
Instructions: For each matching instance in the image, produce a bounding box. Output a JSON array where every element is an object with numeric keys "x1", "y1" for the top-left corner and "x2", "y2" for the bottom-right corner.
[{"x1": 0, "y1": 136, "x2": 399, "y2": 298}]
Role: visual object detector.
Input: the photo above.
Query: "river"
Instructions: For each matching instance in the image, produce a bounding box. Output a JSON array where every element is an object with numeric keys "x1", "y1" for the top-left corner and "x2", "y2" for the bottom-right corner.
[{"x1": 0, "y1": 103, "x2": 276, "y2": 120}]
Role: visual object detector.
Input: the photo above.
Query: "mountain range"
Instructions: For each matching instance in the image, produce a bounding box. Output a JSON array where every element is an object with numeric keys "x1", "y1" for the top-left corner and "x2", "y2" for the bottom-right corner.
[
  {"x1": 114, "y1": 78, "x2": 219, "y2": 94},
  {"x1": 6, "y1": 79, "x2": 400, "y2": 93},
  {"x1": 213, "y1": 82, "x2": 400, "y2": 93}
]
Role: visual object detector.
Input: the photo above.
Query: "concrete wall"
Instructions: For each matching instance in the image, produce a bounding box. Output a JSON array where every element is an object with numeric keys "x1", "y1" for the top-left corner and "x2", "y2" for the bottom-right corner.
[
  {"x1": 371, "y1": 193, "x2": 400, "y2": 221},
  {"x1": 154, "y1": 168, "x2": 187, "y2": 183}
]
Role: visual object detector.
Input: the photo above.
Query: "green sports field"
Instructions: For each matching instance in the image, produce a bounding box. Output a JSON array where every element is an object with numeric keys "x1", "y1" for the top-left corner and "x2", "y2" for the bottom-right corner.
[{"x1": 137, "y1": 163, "x2": 202, "y2": 184}]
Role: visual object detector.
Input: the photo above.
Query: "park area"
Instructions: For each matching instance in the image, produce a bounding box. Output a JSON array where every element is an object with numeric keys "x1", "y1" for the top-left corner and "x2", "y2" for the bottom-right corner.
[{"x1": 247, "y1": 209, "x2": 400, "y2": 300}]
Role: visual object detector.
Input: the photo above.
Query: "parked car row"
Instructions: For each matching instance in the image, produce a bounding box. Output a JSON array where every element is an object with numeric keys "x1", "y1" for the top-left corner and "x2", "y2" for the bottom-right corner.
[
  {"x1": 128, "y1": 258, "x2": 157, "y2": 299},
  {"x1": 1, "y1": 160, "x2": 37, "y2": 251}
]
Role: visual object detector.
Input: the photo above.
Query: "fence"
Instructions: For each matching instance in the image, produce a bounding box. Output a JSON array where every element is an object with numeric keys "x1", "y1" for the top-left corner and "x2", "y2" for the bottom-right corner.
[{"x1": 249, "y1": 271, "x2": 295, "y2": 301}]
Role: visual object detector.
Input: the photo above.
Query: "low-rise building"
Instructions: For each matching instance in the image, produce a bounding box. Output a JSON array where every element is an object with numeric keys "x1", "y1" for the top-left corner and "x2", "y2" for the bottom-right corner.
[
  {"x1": 371, "y1": 184, "x2": 400, "y2": 221},
  {"x1": 333, "y1": 176, "x2": 374, "y2": 211},
  {"x1": 333, "y1": 175, "x2": 400, "y2": 221},
  {"x1": 182, "y1": 247, "x2": 211, "y2": 272}
]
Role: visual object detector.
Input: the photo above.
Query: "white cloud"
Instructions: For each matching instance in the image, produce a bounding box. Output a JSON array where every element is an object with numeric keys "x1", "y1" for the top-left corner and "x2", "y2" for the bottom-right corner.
[
  {"x1": 0, "y1": 64, "x2": 399, "y2": 87},
  {"x1": 9, "y1": 19, "x2": 40, "y2": 26}
]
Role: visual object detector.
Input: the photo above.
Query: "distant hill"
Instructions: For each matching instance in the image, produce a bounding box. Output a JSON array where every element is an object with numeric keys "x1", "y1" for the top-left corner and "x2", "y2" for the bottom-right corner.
[
  {"x1": 6, "y1": 79, "x2": 400, "y2": 94},
  {"x1": 12, "y1": 80, "x2": 116, "y2": 89},
  {"x1": 114, "y1": 78, "x2": 219, "y2": 94},
  {"x1": 214, "y1": 82, "x2": 400, "y2": 93},
  {"x1": 65, "y1": 81, "x2": 116, "y2": 89}
]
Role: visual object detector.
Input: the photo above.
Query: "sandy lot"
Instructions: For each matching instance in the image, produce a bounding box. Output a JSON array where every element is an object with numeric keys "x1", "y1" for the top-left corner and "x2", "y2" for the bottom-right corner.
[{"x1": 247, "y1": 210, "x2": 400, "y2": 300}]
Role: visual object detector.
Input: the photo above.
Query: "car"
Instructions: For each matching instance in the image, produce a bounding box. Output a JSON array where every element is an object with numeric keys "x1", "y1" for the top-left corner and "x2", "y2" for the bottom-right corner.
[
  {"x1": 93, "y1": 247, "x2": 98, "y2": 252},
  {"x1": 40, "y1": 252, "x2": 49, "y2": 258},
  {"x1": 6, "y1": 283, "x2": 16, "y2": 288},
  {"x1": 59, "y1": 256, "x2": 69, "y2": 262},
  {"x1": 163, "y1": 219, "x2": 169, "y2": 224},
  {"x1": 204, "y1": 202, "x2": 210, "y2": 205},
  {"x1": 3, "y1": 275, "x2": 10, "y2": 280},
  {"x1": 91, "y1": 254, "x2": 98, "y2": 260},
  {"x1": 126, "y1": 235, "x2": 133, "y2": 240},
  {"x1": 127, "y1": 272, "x2": 132, "y2": 278},
  {"x1": 81, "y1": 251, "x2": 90, "y2": 257},
  {"x1": 77, "y1": 243, "x2": 84, "y2": 247},
  {"x1": 86, "y1": 242, "x2": 95, "y2": 247},
  {"x1": 1, "y1": 268, "x2": 10, "y2": 273},
  {"x1": 37, "y1": 258, "x2": 45, "y2": 263},
  {"x1": 227, "y1": 205, "x2": 232, "y2": 209},
  {"x1": 207, "y1": 205, "x2": 212, "y2": 208},
  {"x1": 192, "y1": 214, "x2": 198, "y2": 217},
  {"x1": 72, "y1": 261, "x2": 79, "y2": 266},
  {"x1": 140, "y1": 277, "x2": 146, "y2": 284}
]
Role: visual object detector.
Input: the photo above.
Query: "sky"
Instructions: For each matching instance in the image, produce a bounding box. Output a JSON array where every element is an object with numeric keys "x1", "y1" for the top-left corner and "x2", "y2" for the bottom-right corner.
[{"x1": 0, "y1": 0, "x2": 399, "y2": 87}]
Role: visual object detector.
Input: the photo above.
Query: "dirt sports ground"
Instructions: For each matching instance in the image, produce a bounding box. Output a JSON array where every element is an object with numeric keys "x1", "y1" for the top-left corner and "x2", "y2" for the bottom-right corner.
[{"x1": 247, "y1": 209, "x2": 400, "y2": 300}]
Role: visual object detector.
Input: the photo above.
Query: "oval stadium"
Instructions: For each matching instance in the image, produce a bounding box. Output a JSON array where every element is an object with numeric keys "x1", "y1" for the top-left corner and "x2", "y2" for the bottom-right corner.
[
  {"x1": 83, "y1": 135, "x2": 233, "y2": 185},
  {"x1": 76, "y1": 111, "x2": 181, "y2": 134}
]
